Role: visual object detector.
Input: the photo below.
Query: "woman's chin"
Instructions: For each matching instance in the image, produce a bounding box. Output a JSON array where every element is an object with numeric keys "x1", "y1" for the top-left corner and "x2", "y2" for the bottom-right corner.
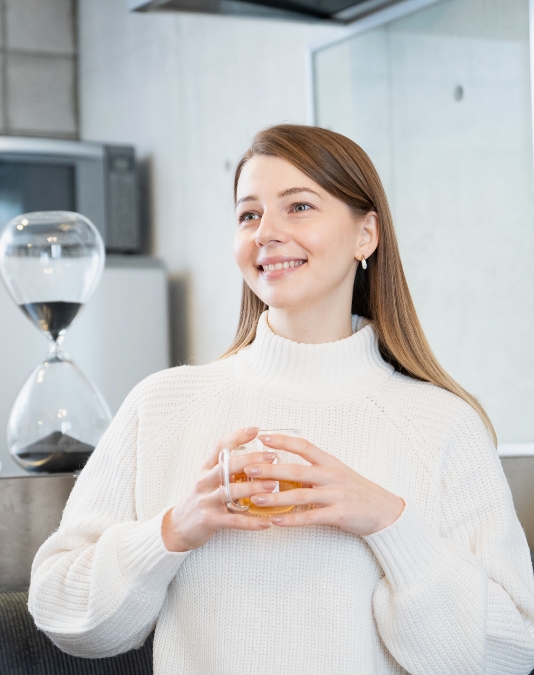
[
  {"x1": 258, "y1": 295, "x2": 316, "y2": 312},
  {"x1": 250, "y1": 280, "x2": 324, "y2": 312}
]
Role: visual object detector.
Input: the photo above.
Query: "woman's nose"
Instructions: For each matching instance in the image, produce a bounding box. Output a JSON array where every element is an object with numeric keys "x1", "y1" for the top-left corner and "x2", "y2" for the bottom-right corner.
[{"x1": 254, "y1": 211, "x2": 287, "y2": 247}]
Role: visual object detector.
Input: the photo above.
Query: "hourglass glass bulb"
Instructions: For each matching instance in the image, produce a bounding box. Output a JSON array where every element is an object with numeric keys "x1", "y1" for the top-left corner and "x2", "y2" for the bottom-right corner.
[
  {"x1": 0, "y1": 211, "x2": 104, "y2": 340},
  {"x1": 0, "y1": 211, "x2": 111, "y2": 474},
  {"x1": 8, "y1": 355, "x2": 111, "y2": 473}
]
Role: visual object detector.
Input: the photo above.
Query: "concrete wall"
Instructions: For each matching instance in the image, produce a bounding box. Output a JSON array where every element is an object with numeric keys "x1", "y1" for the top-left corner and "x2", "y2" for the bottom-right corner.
[
  {"x1": 314, "y1": 0, "x2": 534, "y2": 443},
  {"x1": 77, "y1": 0, "x2": 339, "y2": 364},
  {"x1": 0, "y1": 0, "x2": 77, "y2": 137}
]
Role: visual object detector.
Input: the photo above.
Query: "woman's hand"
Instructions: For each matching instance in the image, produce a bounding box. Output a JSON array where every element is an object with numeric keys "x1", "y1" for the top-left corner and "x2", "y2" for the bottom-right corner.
[
  {"x1": 246, "y1": 433, "x2": 405, "y2": 536},
  {"x1": 162, "y1": 427, "x2": 277, "y2": 552}
]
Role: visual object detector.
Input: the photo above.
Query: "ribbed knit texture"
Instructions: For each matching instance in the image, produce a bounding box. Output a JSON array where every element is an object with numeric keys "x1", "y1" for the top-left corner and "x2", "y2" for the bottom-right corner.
[{"x1": 29, "y1": 312, "x2": 534, "y2": 674}]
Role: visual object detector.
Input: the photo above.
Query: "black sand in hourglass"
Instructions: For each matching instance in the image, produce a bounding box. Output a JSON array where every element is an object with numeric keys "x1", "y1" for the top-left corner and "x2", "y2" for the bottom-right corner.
[
  {"x1": 17, "y1": 301, "x2": 89, "y2": 472},
  {"x1": 20, "y1": 301, "x2": 82, "y2": 341},
  {"x1": 17, "y1": 431, "x2": 94, "y2": 473}
]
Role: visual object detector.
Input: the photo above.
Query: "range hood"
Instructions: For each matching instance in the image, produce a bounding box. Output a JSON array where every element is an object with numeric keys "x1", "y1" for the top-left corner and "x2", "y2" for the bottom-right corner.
[{"x1": 126, "y1": 0, "x2": 431, "y2": 24}]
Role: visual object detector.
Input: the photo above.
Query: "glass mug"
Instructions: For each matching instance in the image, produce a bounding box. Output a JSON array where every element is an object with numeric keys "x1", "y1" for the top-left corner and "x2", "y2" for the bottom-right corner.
[{"x1": 219, "y1": 429, "x2": 309, "y2": 516}]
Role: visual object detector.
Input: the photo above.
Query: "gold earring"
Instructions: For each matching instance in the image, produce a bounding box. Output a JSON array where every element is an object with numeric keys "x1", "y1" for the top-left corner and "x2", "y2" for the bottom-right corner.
[{"x1": 361, "y1": 256, "x2": 367, "y2": 270}]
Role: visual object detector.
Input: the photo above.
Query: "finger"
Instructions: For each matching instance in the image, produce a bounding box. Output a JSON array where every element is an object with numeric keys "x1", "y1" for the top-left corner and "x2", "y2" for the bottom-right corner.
[
  {"x1": 198, "y1": 451, "x2": 278, "y2": 493},
  {"x1": 244, "y1": 462, "x2": 330, "y2": 486},
  {"x1": 249, "y1": 487, "x2": 333, "y2": 508},
  {"x1": 226, "y1": 451, "x2": 278, "y2": 477},
  {"x1": 216, "y1": 512, "x2": 272, "y2": 531},
  {"x1": 257, "y1": 433, "x2": 339, "y2": 467},
  {"x1": 202, "y1": 427, "x2": 259, "y2": 470},
  {"x1": 204, "y1": 505, "x2": 273, "y2": 530},
  {"x1": 207, "y1": 480, "x2": 277, "y2": 511},
  {"x1": 269, "y1": 507, "x2": 334, "y2": 528},
  {"x1": 227, "y1": 480, "x2": 278, "y2": 501},
  {"x1": 205, "y1": 488, "x2": 274, "y2": 529}
]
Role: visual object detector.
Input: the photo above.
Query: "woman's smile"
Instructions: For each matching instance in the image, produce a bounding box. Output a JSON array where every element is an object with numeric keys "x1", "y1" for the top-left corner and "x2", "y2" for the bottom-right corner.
[
  {"x1": 233, "y1": 155, "x2": 372, "y2": 326},
  {"x1": 257, "y1": 256, "x2": 307, "y2": 279}
]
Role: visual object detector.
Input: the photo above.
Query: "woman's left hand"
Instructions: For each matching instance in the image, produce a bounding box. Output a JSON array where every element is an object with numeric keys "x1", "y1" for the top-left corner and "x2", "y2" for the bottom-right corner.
[{"x1": 245, "y1": 433, "x2": 405, "y2": 535}]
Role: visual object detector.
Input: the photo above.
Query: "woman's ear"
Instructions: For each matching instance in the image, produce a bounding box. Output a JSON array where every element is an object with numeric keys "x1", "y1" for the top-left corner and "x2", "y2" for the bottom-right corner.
[{"x1": 355, "y1": 211, "x2": 379, "y2": 261}]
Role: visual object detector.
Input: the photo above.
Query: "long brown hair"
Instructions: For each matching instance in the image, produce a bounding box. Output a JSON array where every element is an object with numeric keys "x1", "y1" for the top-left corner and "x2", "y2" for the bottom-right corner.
[{"x1": 224, "y1": 124, "x2": 497, "y2": 446}]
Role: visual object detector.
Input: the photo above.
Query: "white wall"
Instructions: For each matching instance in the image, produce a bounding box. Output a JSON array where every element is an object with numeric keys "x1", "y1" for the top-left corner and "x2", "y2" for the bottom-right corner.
[
  {"x1": 314, "y1": 0, "x2": 534, "y2": 443},
  {"x1": 78, "y1": 0, "x2": 339, "y2": 363}
]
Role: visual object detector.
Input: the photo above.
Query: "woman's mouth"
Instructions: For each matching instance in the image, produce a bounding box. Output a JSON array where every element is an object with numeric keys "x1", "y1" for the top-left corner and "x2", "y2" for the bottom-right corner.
[{"x1": 260, "y1": 260, "x2": 305, "y2": 272}]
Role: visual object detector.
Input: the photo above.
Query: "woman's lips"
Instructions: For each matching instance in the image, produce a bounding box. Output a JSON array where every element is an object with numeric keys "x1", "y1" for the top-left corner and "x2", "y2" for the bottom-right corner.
[{"x1": 258, "y1": 260, "x2": 306, "y2": 280}]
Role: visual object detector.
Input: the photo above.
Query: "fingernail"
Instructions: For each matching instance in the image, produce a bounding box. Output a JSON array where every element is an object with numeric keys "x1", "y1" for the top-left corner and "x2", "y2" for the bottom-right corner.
[
  {"x1": 259, "y1": 435, "x2": 272, "y2": 443},
  {"x1": 262, "y1": 452, "x2": 277, "y2": 461},
  {"x1": 252, "y1": 496, "x2": 266, "y2": 505},
  {"x1": 271, "y1": 517, "x2": 283, "y2": 525},
  {"x1": 245, "y1": 427, "x2": 258, "y2": 435},
  {"x1": 245, "y1": 467, "x2": 260, "y2": 476},
  {"x1": 262, "y1": 481, "x2": 276, "y2": 489}
]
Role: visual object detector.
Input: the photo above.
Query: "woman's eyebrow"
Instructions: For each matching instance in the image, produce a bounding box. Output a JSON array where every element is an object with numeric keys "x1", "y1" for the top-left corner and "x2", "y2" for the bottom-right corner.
[
  {"x1": 277, "y1": 187, "x2": 321, "y2": 199},
  {"x1": 236, "y1": 187, "x2": 321, "y2": 208},
  {"x1": 235, "y1": 194, "x2": 257, "y2": 207}
]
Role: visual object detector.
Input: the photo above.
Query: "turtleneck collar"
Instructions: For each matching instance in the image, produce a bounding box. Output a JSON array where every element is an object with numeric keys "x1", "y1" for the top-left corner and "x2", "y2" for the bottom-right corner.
[{"x1": 234, "y1": 311, "x2": 394, "y2": 402}]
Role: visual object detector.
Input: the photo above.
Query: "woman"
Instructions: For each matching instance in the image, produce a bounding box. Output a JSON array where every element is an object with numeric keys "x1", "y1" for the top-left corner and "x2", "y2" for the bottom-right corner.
[{"x1": 29, "y1": 125, "x2": 534, "y2": 674}]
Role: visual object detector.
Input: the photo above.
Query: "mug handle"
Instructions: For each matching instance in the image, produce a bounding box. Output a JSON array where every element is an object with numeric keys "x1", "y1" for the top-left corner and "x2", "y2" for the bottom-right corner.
[{"x1": 219, "y1": 447, "x2": 249, "y2": 513}]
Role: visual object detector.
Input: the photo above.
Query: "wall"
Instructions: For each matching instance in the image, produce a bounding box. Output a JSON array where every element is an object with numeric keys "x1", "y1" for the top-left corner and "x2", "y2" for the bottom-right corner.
[
  {"x1": 77, "y1": 0, "x2": 339, "y2": 364},
  {"x1": 314, "y1": 0, "x2": 534, "y2": 443},
  {"x1": 0, "y1": 0, "x2": 77, "y2": 137}
]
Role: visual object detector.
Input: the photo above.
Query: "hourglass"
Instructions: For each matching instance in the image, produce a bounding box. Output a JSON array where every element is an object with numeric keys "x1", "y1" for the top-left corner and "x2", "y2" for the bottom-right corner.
[{"x1": 0, "y1": 211, "x2": 112, "y2": 473}]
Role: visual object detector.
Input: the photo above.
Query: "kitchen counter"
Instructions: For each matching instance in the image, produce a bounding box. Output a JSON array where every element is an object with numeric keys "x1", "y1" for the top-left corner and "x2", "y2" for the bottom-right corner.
[
  {"x1": 1, "y1": 457, "x2": 532, "y2": 592},
  {"x1": 0, "y1": 473, "x2": 76, "y2": 591}
]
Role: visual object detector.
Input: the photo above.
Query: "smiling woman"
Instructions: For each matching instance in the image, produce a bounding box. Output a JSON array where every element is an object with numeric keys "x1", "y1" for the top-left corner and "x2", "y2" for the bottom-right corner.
[
  {"x1": 28, "y1": 125, "x2": 534, "y2": 675},
  {"x1": 233, "y1": 155, "x2": 373, "y2": 344},
  {"x1": 228, "y1": 126, "x2": 496, "y2": 443}
]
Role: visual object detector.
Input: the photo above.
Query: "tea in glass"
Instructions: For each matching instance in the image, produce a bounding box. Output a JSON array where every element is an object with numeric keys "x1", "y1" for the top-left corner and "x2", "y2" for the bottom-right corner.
[{"x1": 219, "y1": 429, "x2": 308, "y2": 516}]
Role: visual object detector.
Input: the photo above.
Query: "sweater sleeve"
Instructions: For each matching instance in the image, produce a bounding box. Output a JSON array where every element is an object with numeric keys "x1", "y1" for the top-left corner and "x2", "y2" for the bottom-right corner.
[
  {"x1": 28, "y1": 380, "x2": 190, "y2": 658},
  {"x1": 363, "y1": 406, "x2": 534, "y2": 675}
]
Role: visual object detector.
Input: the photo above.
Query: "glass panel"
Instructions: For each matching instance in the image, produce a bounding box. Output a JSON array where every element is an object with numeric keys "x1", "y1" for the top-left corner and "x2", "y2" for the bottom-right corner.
[
  {"x1": 313, "y1": 0, "x2": 534, "y2": 442},
  {"x1": 0, "y1": 162, "x2": 76, "y2": 230}
]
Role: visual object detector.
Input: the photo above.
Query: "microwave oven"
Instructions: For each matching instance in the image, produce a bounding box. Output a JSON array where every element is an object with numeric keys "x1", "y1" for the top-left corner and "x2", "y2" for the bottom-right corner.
[{"x1": 0, "y1": 136, "x2": 140, "y2": 253}]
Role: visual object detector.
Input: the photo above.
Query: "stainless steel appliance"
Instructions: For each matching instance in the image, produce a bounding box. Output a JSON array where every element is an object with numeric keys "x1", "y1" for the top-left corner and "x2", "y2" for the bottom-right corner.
[{"x1": 0, "y1": 137, "x2": 140, "y2": 253}]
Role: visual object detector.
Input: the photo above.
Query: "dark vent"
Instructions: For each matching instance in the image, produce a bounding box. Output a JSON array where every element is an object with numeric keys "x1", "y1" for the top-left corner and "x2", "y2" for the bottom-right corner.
[{"x1": 127, "y1": 0, "x2": 429, "y2": 24}]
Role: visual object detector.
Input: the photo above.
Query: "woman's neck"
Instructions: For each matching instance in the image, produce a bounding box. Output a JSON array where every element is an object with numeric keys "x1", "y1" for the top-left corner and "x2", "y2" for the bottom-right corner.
[
  {"x1": 234, "y1": 311, "x2": 393, "y2": 402},
  {"x1": 267, "y1": 303, "x2": 353, "y2": 344}
]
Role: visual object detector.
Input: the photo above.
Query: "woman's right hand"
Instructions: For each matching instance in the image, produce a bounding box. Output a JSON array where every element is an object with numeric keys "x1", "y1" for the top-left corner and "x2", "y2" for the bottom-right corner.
[{"x1": 161, "y1": 427, "x2": 277, "y2": 552}]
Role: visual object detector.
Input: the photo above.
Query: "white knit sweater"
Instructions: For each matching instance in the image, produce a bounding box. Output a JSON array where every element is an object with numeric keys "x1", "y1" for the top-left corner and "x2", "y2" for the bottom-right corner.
[{"x1": 29, "y1": 313, "x2": 534, "y2": 675}]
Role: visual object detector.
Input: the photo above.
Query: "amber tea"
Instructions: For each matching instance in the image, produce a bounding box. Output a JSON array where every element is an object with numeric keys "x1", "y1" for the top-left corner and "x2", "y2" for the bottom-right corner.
[
  {"x1": 233, "y1": 472, "x2": 303, "y2": 515},
  {"x1": 219, "y1": 429, "x2": 308, "y2": 517}
]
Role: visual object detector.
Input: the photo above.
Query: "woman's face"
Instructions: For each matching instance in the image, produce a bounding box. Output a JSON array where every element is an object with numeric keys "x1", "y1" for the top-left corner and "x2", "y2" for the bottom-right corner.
[{"x1": 234, "y1": 154, "x2": 377, "y2": 314}]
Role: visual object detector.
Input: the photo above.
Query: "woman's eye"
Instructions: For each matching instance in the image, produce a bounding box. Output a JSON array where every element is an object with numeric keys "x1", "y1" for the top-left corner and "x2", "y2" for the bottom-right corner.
[
  {"x1": 293, "y1": 203, "x2": 311, "y2": 213},
  {"x1": 238, "y1": 212, "x2": 260, "y2": 223}
]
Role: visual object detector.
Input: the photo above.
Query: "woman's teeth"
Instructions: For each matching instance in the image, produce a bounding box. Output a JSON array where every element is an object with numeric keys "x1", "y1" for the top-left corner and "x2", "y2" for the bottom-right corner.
[{"x1": 262, "y1": 260, "x2": 305, "y2": 272}]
